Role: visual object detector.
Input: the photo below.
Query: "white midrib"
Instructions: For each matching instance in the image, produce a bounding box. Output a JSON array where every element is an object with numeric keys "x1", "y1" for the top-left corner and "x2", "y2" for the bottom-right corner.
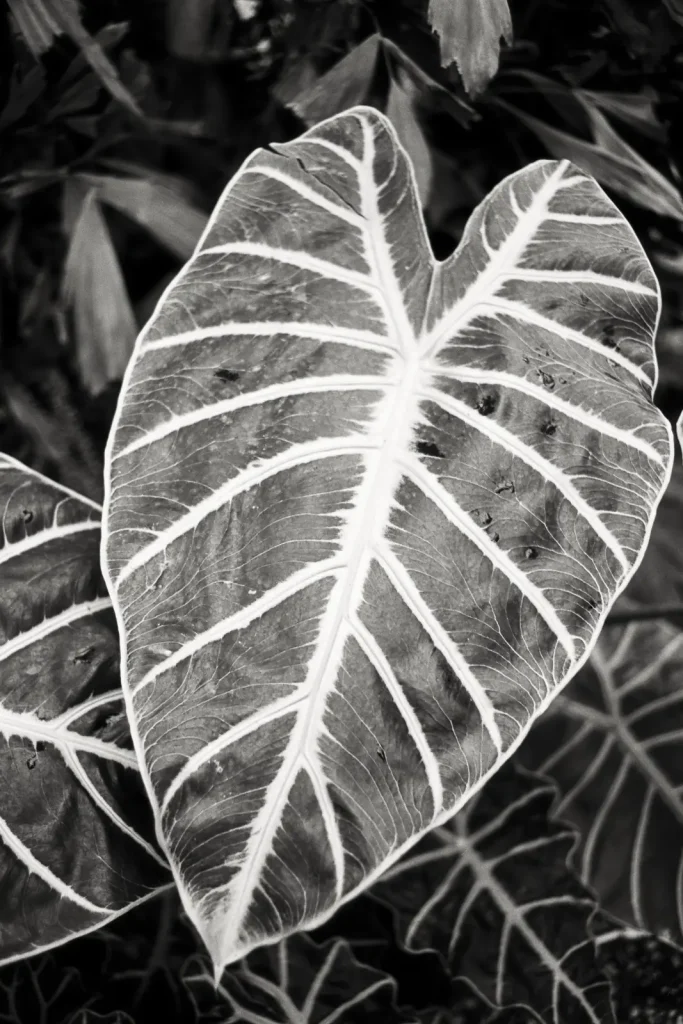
[
  {"x1": 213, "y1": 117, "x2": 428, "y2": 961},
  {"x1": 592, "y1": 648, "x2": 683, "y2": 824},
  {"x1": 217, "y1": 353, "x2": 422, "y2": 958},
  {"x1": 455, "y1": 836, "x2": 603, "y2": 1021}
]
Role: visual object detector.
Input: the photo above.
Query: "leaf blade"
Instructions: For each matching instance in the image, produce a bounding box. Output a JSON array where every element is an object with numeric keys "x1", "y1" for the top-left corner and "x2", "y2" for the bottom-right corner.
[
  {"x1": 373, "y1": 766, "x2": 614, "y2": 1024},
  {"x1": 102, "y1": 106, "x2": 672, "y2": 973},
  {"x1": 522, "y1": 619, "x2": 683, "y2": 944},
  {"x1": 427, "y1": 0, "x2": 513, "y2": 96},
  {"x1": 0, "y1": 455, "x2": 170, "y2": 966}
]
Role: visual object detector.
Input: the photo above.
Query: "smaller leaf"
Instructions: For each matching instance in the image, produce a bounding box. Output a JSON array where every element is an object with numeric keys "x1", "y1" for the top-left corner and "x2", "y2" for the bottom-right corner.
[
  {"x1": 184, "y1": 934, "x2": 409, "y2": 1022},
  {"x1": 373, "y1": 765, "x2": 612, "y2": 1024},
  {"x1": 0, "y1": 65, "x2": 45, "y2": 131},
  {"x1": 522, "y1": 620, "x2": 683, "y2": 946},
  {"x1": 500, "y1": 96, "x2": 683, "y2": 220},
  {"x1": 0, "y1": 455, "x2": 171, "y2": 967},
  {"x1": 8, "y1": 0, "x2": 141, "y2": 116},
  {"x1": 386, "y1": 67, "x2": 433, "y2": 208},
  {"x1": 427, "y1": 0, "x2": 513, "y2": 96},
  {"x1": 62, "y1": 183, "x2": 137, "y2": 395},
  {"x1": 7, "y1": 0, "x2": 60, "y2": 57},
  {"x1": 283, "y1": 34, "x2": 382, "y2": 128},
  {"x1": 381, "y1": 39, "x2": 476, "y2": 127},
  {"x1": 577, "y1": 88, "x2": 664, "y2": 141},
  {"x1": 74, "y1": 172, "x2": 207, "y2": 261},
  {"x1": 165, "y1": 0, "x2": 232, "y2": 62}
]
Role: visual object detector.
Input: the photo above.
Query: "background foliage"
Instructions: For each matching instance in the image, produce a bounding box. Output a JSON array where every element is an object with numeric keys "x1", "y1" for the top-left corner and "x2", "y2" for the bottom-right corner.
[{"x1": 1, "y1": 0, "x2": 683, "y2": 1021}]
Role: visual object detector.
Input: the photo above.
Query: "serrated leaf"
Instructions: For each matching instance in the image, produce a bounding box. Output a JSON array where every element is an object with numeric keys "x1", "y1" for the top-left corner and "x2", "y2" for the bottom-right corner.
[
  {"x1": 522, "y1": 619, "x2": 683, "y2": 944},
  {"x1": 427, "y1": 0, "x2": 513, "y2": 96},
  {"x1": 372, "y1": 766, "x2": 613, "y2": 1024},
  {"x1": 0, "y1": 455, "x2": 170, "y2": 967},
  {"x1": 62, "y1": 184, "x2": 137, "y2": 395},
  {"x1": 184, "y1": 934, "x2": 408, "y2": 1022},
  {"x1": 102, "y1": 106, "x2": 671, "y2": 974}
]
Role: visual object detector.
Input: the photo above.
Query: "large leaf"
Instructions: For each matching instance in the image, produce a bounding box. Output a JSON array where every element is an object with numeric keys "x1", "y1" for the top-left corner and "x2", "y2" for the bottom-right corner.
[
  {"x1": 373, "y1": 766, "x2": 613, "y2": 1023},
  {"x1": 0, "y1": 455, "x2": 170, "y2": 966},
  {"x1": 102, "y1": 106, "x2": 672, "y2": 973},
  {"x1": 521, "y1": 619, "x2": 683, "y2": 944}
]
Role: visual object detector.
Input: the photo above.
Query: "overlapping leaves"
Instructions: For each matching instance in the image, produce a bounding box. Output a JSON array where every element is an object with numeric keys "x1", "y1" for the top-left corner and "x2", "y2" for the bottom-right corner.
[
  {"x1": 522, "y1": 619, "x2": 683, "y2": 944},
  {"x1": 0, "y1": 455, "x2": 170, "y2": 965},
  {"x1": 373, "y1": 765, "x2": 613, "y2": 1023},
  {"x1": 184, "y1": 935, "x2": 408, "y2": 1024}
]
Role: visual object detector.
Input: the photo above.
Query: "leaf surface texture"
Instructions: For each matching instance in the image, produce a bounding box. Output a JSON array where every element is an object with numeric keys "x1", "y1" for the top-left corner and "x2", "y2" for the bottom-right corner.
[
  {"x1": 102, "y1": 106, "x2": 672, "y2": 970},
  {"x1": 0, "y1": 456, "x2": 169, "y2": 965}
]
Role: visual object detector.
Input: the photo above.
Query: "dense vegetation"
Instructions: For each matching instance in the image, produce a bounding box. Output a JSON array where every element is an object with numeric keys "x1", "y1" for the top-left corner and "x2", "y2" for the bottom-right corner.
[{"x1": 2, "y1": 2, "x2": 683, "y2": 1021}]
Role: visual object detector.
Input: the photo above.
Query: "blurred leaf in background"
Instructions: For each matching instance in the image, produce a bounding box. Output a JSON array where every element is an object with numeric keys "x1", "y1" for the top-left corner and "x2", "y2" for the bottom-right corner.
[{"x1": 427, "y1": 0, "x2": 513, "y2": 95}]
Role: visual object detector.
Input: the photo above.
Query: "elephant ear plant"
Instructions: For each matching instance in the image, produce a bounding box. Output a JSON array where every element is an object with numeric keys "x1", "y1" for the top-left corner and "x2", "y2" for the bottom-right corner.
[{"x1": 0, "y1": 106, "x2": 673, "y2": 997}]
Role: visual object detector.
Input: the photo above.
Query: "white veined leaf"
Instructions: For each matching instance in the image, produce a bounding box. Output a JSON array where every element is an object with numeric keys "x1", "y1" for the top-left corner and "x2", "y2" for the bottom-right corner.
[
  {"x1": 373, "y1": 765, "x2": 614, "y2": 1024},
  {"x1": 522, "y1": 619, "x2": 683, "y2": 945},
  {"x1": 0, "y1": 455, "x2": 170, "y2": 966},
  {"x1": 183, "y1": 934, "x2": 408, "y2": 1024},
  {"x1": 102, "y1": 106, "x2": 672, "y2": 974}
]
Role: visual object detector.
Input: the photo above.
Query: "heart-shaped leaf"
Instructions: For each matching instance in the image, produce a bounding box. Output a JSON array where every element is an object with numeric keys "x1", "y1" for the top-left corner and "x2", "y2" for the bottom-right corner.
[
  {"x1": 0, "y1": 455, "x2": 170, "y2": 966},
  {"x1": 373, "y1": 765, "x2": 613, "y2": 1023},
  {"x1": 522, "y1": 619, "x2": 683, "y2": 945},
  {"x1": 102, "y1": 106, "x2": 672, "y2": 972},
  {"x1": 184, "y1": 934, "x2": 408, "y2": 1023}
]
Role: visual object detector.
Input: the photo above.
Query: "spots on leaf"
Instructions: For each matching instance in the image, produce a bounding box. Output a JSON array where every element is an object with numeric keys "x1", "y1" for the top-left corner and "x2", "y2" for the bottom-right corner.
[
  {"x1": 536, "y1": 369, "x2": 555, "y2": 391},
  {"x1": 495, "y1": 478, "x2": 515, "y2": 495},
  {"x1": 489, "y1": 531, "x2": 500, "y2": 544},
  {"x1": 377, "y1": 746, "x2": 387, "y2": 763},
  {"x1": 524, "y1": 547, "x2": 538, "y2": 560},
  {"x1": 602, "y1": 324, "x2": 620, "y2": 351},
  {"x1": 22, "y1": 509, "x2": 33, "y2": 523},
  {"x1": 476, "y1": 393, "x2": 498, "y2": 416},
  {"x1": 214, "y1": 369, "x2": 241, "y2": 383},
  {"x1": 472, "y1": 508, "x2": 492, "y2": 527},
  {"x1": 542, "y1": 420, "x2": 557, "y2": 436},
  {"x1": 416, "y1": 441, "x2": 444, "y2": 458},
  {"x1": 73, "y1": 646, "x2": 95, "y2": 664}
]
